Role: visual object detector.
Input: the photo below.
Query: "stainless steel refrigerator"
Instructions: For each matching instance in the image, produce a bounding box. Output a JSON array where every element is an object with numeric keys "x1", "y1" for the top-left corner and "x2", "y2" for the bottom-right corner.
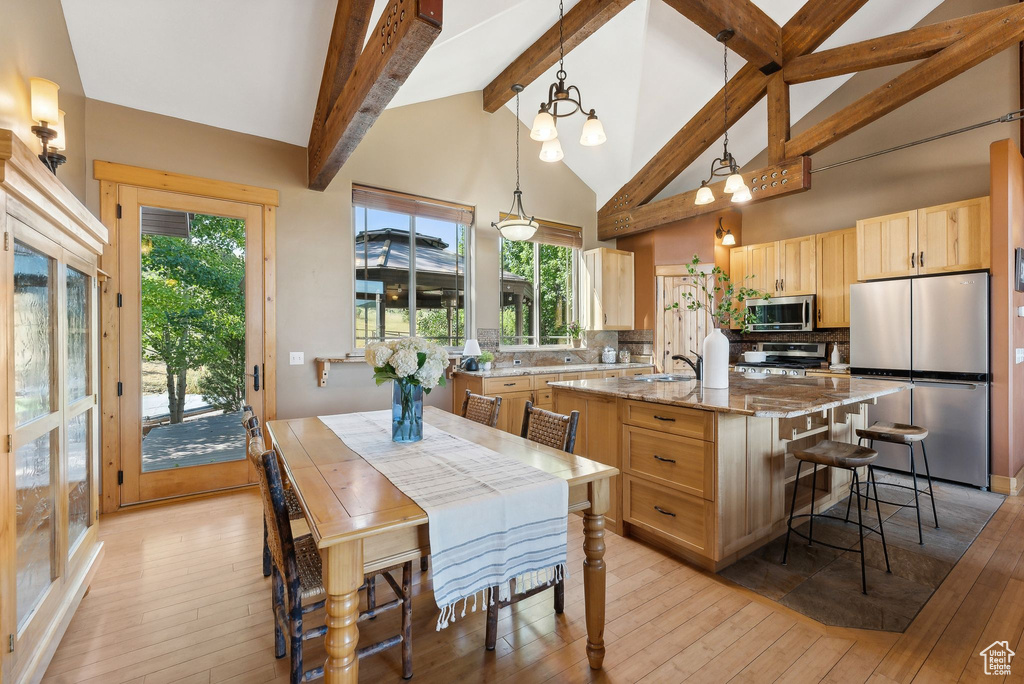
[{"x1": 850, "y1": 273, "x2": 990, "y2": 488}]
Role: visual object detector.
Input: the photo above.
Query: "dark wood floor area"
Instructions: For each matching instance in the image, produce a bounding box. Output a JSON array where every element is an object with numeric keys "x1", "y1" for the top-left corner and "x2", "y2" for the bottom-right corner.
[{"x1": 42, "y1": 488, "x2": 1024, "y2": 683}]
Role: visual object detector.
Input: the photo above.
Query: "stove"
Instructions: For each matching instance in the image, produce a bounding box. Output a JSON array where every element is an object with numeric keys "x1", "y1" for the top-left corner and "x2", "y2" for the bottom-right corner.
[{"x1": 734, "y1": 342, "x2": 827, "y2": 378}]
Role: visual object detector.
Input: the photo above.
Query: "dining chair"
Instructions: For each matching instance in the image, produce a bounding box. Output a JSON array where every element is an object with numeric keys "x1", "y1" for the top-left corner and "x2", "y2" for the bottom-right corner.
[
  {"x1": 244, "y1": 417, "x2": 304, "y2": 578},
  {"x1": 460, "y1": 389, "x2": 502, "y2": 428},
  {"x1": 483, "y1": 402, "x2": 580, "y2": 651},
  {"x1": 257, "y1": 446, "x2": 415, "y2": 682}
]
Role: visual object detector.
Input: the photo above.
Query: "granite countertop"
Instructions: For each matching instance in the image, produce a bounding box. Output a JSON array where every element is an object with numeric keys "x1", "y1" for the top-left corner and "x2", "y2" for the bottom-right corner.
[
  {"x1": 453, "y1": 362, "x2": 655, "y2": 378},
  {"x1": 548, "y1": 373, "x2": 910, "y2": 418}
]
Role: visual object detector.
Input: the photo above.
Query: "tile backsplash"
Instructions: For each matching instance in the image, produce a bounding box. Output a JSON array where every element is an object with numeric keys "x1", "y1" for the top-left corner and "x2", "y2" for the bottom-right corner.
[
  {"x1": 475, "y1": 328, "x2": 619, "y2": 367},
  {"x1": 723, "y1": 328, "x2": 850, "y2": 363}
]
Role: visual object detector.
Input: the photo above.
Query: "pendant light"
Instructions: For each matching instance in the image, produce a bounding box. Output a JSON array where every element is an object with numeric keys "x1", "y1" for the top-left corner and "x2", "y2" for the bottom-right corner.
[
  {"x1": 530, "y1": 0, "x2": 606, "y2": 158},
  {"x1": 695, "y1": 30, "x2": 751, "y2": 205},
  {"x1": 493, "y1": 85, "x2": 540, "y2": 242}
]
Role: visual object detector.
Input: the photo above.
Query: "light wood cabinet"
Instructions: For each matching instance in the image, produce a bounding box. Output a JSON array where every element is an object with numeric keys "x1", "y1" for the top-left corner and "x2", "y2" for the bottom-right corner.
[
  {"x1": 778, "y1": 235, "x2": 816, "y2": 295},
  {"x1": 815, "y1": 228, "x2": 857, "y2": 328},
  {"x1": 856, "y1": 210, "x2": 918, "y2": 280},
  {"x1": 745, "y1": 241, "x2": 778, "y2": 295},
  {"x1": 917, "y1": 197, "x2": 990, "y2": 274},
  {"x1": 728, "y1": 246, "x2": 747, "y2": 330},
  {"x1": 582, "y1": 247, "x2": 634, "y2": 330}
]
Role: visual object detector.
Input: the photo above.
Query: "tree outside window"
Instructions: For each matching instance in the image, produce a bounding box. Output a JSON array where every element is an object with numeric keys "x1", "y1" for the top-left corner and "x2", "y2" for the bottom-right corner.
[{"x1": 500, "y1": 236, "x2": 578, "y2": 347}]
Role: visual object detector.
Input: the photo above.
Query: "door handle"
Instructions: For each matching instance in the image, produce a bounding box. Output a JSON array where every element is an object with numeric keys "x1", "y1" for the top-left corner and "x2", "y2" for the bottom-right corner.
[
  {"x1": 817, "y1": 308, "x2": 822, "y2": 322},
  {"x1": 654, "y1": 506, "x2": 676, "y2": 517},
  {"x1": 653, "y1": 455, "x2": 676, "y2": 464},
  {"x1": 780, "y1": 279, "x2": 785, "y2": 291},
  {"x1": 253, "y1": 364, "x2": 260, "y2": 392},
  {"x1": 920, "y1": 251, "x2": 925, "y2": 267},
  {"x1": 774, "y1": 279, "x2": 779, "y2": 291},
  {"x1": 911, "y1": 252, "x2": 916, "y2": 268}
]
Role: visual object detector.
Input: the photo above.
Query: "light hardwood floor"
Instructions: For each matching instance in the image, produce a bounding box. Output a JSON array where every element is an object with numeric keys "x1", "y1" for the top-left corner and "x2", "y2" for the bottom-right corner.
[{"x1": 43, "y1": 488, "x2": 1024, "y2": 683}]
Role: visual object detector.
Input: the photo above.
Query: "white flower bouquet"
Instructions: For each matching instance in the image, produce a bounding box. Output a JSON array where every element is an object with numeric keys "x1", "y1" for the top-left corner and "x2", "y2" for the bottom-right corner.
[{"x1": 366, "y1": 337, "x2": 449, "y2": 442}]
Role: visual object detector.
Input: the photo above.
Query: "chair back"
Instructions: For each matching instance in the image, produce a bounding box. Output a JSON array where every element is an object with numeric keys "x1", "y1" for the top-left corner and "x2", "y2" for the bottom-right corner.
[
  {"x1": 461, "y1": 390, "x2": 502, "y2": 428},
  {"x1": 256, "y1": 447, "x2": 298, "y2": 582},
  {"x1": 520, "y1": 401, "x2": 580, "y2": 454}
]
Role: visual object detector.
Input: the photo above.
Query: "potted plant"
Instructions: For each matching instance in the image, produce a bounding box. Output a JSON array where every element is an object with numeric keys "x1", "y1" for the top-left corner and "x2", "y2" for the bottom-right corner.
[
  {"x1": 567, "y1": 321, "x2": 583, "y2": 348},
  {"x1": 365, "y1": 338, "x2": 449, "y2": 443},
  {"x1": 665, "y1": 255, "x2": 770, "y2": 389},
  {"x1": 478, "y1": 350, "x2": 494, "y2": 371}
]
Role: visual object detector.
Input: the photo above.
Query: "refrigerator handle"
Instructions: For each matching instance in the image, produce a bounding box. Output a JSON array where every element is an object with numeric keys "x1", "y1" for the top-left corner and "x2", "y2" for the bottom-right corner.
[
  {"x1": 915, "y1": 381, "x2": 980, "y2": 391},
  {"x1": 803, "y1": 300, "x2": 810, "y2": 329}
]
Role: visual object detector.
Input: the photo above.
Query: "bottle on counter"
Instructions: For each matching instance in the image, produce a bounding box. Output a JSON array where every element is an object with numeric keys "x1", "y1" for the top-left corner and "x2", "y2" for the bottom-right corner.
[{"x1": 830, "y1": 343, "x2": 842, "y2": 366}]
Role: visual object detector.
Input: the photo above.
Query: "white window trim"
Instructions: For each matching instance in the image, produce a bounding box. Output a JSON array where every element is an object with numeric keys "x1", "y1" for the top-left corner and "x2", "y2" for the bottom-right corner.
[{"x1": 498, "y1": 239, "x2": 580, "y2": 350}]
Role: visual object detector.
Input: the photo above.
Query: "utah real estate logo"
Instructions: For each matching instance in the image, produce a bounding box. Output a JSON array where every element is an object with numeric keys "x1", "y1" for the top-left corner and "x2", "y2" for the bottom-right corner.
[{"x1": 979, "y1": 640, "x2": 1015, "y2": 676}]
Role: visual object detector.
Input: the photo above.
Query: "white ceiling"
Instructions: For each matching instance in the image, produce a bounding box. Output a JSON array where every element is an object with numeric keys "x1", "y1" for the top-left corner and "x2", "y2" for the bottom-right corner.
[{"x1": 62, "y1": 0, "x2": 946, "y2": 206}]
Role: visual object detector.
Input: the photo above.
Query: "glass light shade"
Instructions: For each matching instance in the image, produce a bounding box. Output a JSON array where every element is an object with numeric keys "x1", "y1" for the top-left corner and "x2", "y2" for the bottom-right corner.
[
  {"x1": 539, "y1": 138, "x2": 564, "y2": 163},
  {"x1": 496, "y1": 218, "x2": 539, "y2": 241},
  {"x1": 579, "y1": 116, "x2": 606, "y2": 146},
  {"x1": 731, "y1": 184, "x2": 753, "y2": 203},
  {"x1": 530, "y1": 110, "x2": 557, "y2": 142},
  {"x1": 723, "y1": 173, "x2": 746, "y2": 194},
  {"x1": 462, "y1": 339, "x2": 482, "y2": 357},
  {"x1": 694, "y1": 184, "x2": 715, "y2": 206},
  {"x1": 30, "y1": 78, "x2": 59, "y2": 124},
  {"x1": 721, "y1": 231, "x2": 736, "y2": 246},
  {"x1": 50, "y1": 110, "x2": 66, "y2": 151}
]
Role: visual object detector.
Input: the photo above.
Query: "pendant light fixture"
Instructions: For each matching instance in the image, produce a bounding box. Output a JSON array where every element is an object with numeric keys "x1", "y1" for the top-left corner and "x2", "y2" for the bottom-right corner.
[
  {"x1": 694, "y1": 30, "x2": 751, "y2": 205},
  {"x1": 530, "y1": 0, "x2": 606, "y2": 160},
  {"x1": 494, "y1": 85, "x2": 540, "y2": 242}
]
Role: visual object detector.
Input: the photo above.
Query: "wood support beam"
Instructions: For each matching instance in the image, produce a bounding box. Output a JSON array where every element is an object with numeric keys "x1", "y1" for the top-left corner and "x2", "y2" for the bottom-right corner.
[
  {"x1": 661, "y1": 0, "x2": 781, "y2": 70},
  {"x1": 310, "y1": 0, "x2": 376, "y2": 138},
  {"x1": 307, "y1": 0, "x2": 442, "y2": 191},
  {"x1": 598, "y1": 157, "x2": 811, "y2": 240},
  {"x1": 786, "y1": 4, "x2": 1024, "y2": 158},
  {"x1": 481, "y1": 0, "x2": 633, "y2": 113},
  {"x1": 767, "y1": 72, "x2": 789, "y2": 164},
  {"x1": 783, "y1": 5, "x2": 1016, "y2": 84}
]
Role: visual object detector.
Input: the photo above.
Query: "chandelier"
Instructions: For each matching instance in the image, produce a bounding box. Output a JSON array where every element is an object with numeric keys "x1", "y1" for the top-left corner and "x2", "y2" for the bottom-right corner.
[
  {"x1": 530, "y1": 0, "x2": 606, "y2": 162},
  {"x1": 493, "y1": 85, "x2": 540, "y2": 241},
  {"x1": 695, "y1": 30, "x2": 752, "y2": 205}
]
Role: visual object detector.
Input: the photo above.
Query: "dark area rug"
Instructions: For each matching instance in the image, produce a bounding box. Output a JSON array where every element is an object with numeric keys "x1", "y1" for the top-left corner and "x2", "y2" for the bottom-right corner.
[{"x1": 718, "y1": 471, "x2": 1004, "y2": 632}]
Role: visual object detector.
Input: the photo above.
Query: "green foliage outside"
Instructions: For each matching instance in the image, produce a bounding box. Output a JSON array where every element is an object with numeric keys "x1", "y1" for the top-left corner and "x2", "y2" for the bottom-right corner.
[
  {"x1": 141, "y1": 214, "x2": 246, "y2": 423},
  {"x1": 500, "y1": 240, "x2": 573, "y2": 345}
]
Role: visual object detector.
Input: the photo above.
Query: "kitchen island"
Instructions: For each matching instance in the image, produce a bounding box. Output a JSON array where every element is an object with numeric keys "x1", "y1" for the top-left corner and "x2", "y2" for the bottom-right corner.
[{"x1": 551, "y1": 373, "x2": 910, "y2": 570}]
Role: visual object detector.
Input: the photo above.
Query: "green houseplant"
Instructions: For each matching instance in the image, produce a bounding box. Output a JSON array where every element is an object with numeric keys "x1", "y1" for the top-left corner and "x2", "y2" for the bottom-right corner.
[
  {"x1": 566, "y1": 320, "x2": 583, "y2": 348},
  {"x1": 478, "y1": 350, "x2": 494, "y2": 371}
]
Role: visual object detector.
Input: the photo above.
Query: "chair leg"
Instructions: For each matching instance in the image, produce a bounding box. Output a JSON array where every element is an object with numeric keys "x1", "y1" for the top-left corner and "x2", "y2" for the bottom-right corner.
[
  {"x1": 366, "y1": 575, "x2": 376, "y2": 618},
  {"x1": 909, "y1": 444, "x2": 923, "y2": 544},
  {"x1": 289, "y1": 583, "x2": 304, "y2": 684},
  {"x1": 271, "y1": 565, "x2": 286, "y2": 659},
  {"x1": 782, "y1": 461, "x2": 802, "y2": 565},
  {"x1": 402, "y1": 562, "x2": 413, "y2": 680},
  {"x1": 921, "y1": 440, "x2": 939, "y2": 529},
  {"x1": 263, "y1": 518, "x2": 272, "y2": 578},
  {"x1": 855, "y1": 472, "x2": 867, "y2": 595},
  {"x1": 553, "y1": 579, "x2": 564, "y2": 614},
  {"x1": 485, "y1": 587, "x2": 499, "y2": 651},
  {"x1": 808, "y1": 464, "x2": 818, "y2": 546},
  {"x1": 420, "y1": 556, "x2": 428, "y2": 573},
  {"x1": 864, "y1": 440, "x2": 874, "y2": 510},
  {"x1": 845, "y1": 439, "x2": 862, "y2": 523},
  {"x1": 870, "y1": 466, "x2": 892, "y2": 574}
]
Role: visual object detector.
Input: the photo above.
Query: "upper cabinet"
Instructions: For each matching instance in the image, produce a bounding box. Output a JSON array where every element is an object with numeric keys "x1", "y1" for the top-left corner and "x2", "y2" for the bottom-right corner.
[
  {"x1": 857, "y1": 197, "x2": 989, "y2": 280},
  {"x1": 582, "y1": 247, "x2": 634, "y2": 330},
  {"x1": 742, "y1": 235, "x2": 815, "y2": 296},
  {"x1": 728, "y1": 246, "x2": 747, "y2": 330},
  {"x1": 816, "y1": 228, "x2": 857, "y2": 328},
  {"x1": 744, "y1": 241, "x2": 777, "y2": 295}
]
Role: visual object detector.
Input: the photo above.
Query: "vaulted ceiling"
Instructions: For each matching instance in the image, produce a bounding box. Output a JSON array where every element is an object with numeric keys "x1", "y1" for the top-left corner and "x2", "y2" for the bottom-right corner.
[{"x1": 62, "y1": 0, "x2": 946, "y2": 206}]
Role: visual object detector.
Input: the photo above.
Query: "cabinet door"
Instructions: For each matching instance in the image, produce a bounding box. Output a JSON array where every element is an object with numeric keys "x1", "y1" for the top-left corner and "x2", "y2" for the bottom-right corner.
[
  {"x1": 778, "y1": 236, "x2": 815, "y2": 295},
  {"x1": 497, "y1": 390, "x2": 534, "y2": 435},
  {"x1": 857, "y1": 211, "x2": 918, "y2": 280},
  {"x1": 655, "y1": 273, "x2": 711, "y2": 373},
  {"x1": 917, "y1": 197, "x2": 990, "y2": 274},
  {"x1": 745, "y1": 241, "x2": 779, "y2": 295},
  {"x1": 553, "y1": 392, "x2": 621, "y2": 532},
  {"x1": 728, "y1": 247, "x2": 747, "y2": 330},
  {"x1": 816, "y1": 228, "x2": 857, "y2": 328},
  {"x1": 582, "y1": 248, "x2": 634, "y2": 331}
]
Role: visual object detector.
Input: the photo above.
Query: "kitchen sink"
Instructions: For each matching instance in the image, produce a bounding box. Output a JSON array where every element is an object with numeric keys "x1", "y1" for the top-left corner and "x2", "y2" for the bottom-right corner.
[{"x1": 633, "y1": 374, "x2": 693, "y2": 383}]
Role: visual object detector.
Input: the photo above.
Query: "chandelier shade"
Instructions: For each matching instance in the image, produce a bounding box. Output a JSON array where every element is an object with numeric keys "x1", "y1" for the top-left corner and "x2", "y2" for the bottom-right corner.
[
  {"x1": 694, "y1": 182, "x2": 715, "y2": 206},
  {"x1": 530, "y1": 110, "x2": 557, "y2": 142},
  {"x1": 494, "y1": 86, "x2": 540, "y2": 242},
  {"x1": 540, "y1": 138, "x2": 564, "y2": 163},
  {"x1": 580, "y1": 114, "x2": 607, "y2": 146}
]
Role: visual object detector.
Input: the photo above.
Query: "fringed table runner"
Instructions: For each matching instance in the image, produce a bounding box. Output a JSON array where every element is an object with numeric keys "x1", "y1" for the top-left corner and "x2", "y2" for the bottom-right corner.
[{"x1": 318, "y1": 411, "x2": 568, "y2": 630}]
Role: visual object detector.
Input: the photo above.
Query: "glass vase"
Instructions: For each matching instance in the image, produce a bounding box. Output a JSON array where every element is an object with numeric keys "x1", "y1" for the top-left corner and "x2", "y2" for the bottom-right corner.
[{"x1": 392, "y1": 381, "x2": 423, "y2": 443}]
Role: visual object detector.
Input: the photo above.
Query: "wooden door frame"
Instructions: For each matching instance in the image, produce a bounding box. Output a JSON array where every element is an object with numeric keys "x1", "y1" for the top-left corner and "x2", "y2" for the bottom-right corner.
[{"x1": 94, "y1": 162, "x2": 279, "y2": 513}]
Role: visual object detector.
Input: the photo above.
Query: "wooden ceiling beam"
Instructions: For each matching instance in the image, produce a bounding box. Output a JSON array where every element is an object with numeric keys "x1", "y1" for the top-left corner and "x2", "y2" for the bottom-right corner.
[
  {"x1": 598, "y1": 0, "x2": 868, "y2": 220},
  {"x1": 661, "y1": 0, "x2": 781, "y2": 70},
  {"x1": 307, "y1": 0, "x2": 443, "y2": 191},
  {"x1": 481, "y1": 0, "x2": 633, "y2": 113},
  {"x1": 309, "y1": 0, "x2": 376, "y2": 139},
  {"x1": 786, "y1": 4, "x2": 1024, "y2": 158},
  {"x1": 783, "y1": 5, "x2": 1016, "y2": 85},
  {"x1": 766, "y1": 72, "x2": 789, "y2": 164}
]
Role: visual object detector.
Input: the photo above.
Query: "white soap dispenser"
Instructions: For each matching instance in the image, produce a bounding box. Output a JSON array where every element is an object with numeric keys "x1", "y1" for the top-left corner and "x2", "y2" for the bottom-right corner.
[{"x1": 830, "y1": 343, "x2": 842, "y2": 366}]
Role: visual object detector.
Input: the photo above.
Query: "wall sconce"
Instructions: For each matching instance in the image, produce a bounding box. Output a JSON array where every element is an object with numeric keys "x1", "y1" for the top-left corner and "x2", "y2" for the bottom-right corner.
[
  {"x1": 715, "y1": 217, "x2": 736, "y2": 246},
  {"x1": 30, "y1": 77, "x2": 66, "y2": 175}
]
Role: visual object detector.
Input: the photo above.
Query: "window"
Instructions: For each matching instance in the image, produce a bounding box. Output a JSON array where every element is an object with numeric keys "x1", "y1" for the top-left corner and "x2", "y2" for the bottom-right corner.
[
  {"x1": 353, "y1": 186, "x2": 472, "y2": 349},
  {"x1": 499, "y1": 218, "x2": 582, "y2": 347}
]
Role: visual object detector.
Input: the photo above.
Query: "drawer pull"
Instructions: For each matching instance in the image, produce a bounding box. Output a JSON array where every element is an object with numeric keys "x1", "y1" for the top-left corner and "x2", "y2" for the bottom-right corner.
[
  {"x1": 653, "y1": 455, "x2": 676, "y2": 464},
  {"x1": 503, "y1": 382, "x2": 517, "y2": 387},
  {"x1": 654, "y1": 506, "x2": 676, "y2": 517},
  {"x1": 653, "y1": 415, "x2": 676, "y2": 422}
]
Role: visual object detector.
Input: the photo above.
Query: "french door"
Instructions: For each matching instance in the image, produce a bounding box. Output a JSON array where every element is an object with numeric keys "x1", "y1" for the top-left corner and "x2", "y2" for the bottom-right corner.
[{"x1": 117, "y1": 188, "x2": 264, "y2": 504}]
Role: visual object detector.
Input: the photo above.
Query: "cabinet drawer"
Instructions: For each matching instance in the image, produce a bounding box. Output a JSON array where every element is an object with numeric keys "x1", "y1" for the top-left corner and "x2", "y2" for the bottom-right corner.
[
  {"x1": 483, "y1": 376, "x2": 533, "y2": 393},
  {"x1": 621, "y1": 367, "x2": 651, "y2": 377},
  {"x1": 601, "y1": 370, "x2": 621, "y2": 378},
  {"x1": 559, "y1": 372, "x2": 581, "y2": 381},
  {"x1": 581, "y1": 371, "x2": 604, "y2": 379},
  {"x1": 535, "y1": 388, "x2": 553, "y2": 407},
  {"x1": 623, "y1": 401, "x2": 714, "y2": 441},
  {"x1": 624, "y1": 425, "x2": 714, "y2": 500},
  {"x1": 532, "y1": 374, "x2": 560, "y2": 390},
  {"x1": 625, "y1": 476, "x2": 713, "y2": 556}
]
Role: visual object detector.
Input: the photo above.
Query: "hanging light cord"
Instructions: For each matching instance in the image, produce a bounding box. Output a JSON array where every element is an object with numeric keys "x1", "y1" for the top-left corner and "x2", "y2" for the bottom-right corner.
[
  {"x1": 722, "y1": 37, "x2": 730, "y2": 156},
  {"x1": 515, "y1": 90, "x2": 522, "y2": 193},
  {"x1": 558, "y1": 0, "x2": 565, "y2": 75}
]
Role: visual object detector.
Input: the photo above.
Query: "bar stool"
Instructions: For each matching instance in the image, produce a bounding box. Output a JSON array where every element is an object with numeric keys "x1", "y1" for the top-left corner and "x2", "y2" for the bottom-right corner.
[
  {"x1": 783, "y1": 440, "x2": 892, "y2": 594},
  {"x1": 847, "y1": 421, "x2": 938, "y2": 545}
]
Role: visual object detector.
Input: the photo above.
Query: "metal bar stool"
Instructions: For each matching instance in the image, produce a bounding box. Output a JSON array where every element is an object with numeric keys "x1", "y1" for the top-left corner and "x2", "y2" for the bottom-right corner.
[
  {"x1": 846, "y1": 421, "x2": 938, "y2": 545},
  {"x1": 783, "y1": 440, "x2": 892, "y2": 594}
]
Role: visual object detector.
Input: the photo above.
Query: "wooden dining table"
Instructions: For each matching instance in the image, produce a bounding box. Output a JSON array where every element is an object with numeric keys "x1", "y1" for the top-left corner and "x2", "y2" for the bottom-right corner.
[{"x1": 266, "y1": 406, "x2": 618, "y2": 683}]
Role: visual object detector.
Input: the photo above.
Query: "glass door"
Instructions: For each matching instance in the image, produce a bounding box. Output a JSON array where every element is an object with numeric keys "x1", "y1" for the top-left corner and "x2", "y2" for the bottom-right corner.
[{"x1": 118, "y1": 188, "x2": 264, "y2": 504}]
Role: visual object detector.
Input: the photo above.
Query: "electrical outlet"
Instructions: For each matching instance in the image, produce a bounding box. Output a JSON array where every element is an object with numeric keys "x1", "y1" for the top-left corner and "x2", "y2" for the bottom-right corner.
[
  {"x1": 1016, "y1": 348, "x2": 1024, "y2": 364},
  {"x1": 513, "y1": 359, "x2": 522, "y2": 366},
  {"x1": 289, "y1": 352, "x2": 304, "y2": 366},
  {"x1": 564, "y1": 356, "x2": 572, "y2": 363}
]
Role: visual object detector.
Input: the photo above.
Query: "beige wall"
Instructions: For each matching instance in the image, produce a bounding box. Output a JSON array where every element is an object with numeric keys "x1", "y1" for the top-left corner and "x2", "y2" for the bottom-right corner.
[
  {"x1": 0, "y1": 0, "x2": 87, "y2": 200},
  {"x1": 741, "y1": 0, "x2": 1018, "y2": 243},
  {"x1": 85, "y1": 93, "x2": 599, "y2": 418}
]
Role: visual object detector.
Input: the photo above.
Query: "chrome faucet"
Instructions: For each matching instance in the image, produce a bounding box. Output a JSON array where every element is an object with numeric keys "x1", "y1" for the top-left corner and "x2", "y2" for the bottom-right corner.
[{"x1": 671, "y1": 351, "x2": 703, "y2": 381}]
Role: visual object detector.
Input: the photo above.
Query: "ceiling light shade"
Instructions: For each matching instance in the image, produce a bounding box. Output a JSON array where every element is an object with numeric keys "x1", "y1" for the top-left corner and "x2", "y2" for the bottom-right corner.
[
  {"x1": 30, "y1": 78, "x2": 59, "y2": 124},
  {"x1": 721, "y1": 231, "x2": 736, "y2": 246},
  {"x1": 579, "y1": 114, "x2": 606, "y2": 147},
  {"x1": 694, "y1": 183, "x2": 715, "y2": 206},
  {"x1": 540, "y1": 138, "x2": 564, "y2": 163},
  {"x1": 530, "y1": 109, "x2": 557, "y2": 142},
  {"x1": 723, "y1": 172, "x2": 745, "y2": 194},
  {"x1": 731, "y1": 184, "x2": 752, "y2": 203},
  {"x1": 495, "y1": 216, "x2": 539, "y2": 241},
  {"x1": 50, "y1": 110, "x2": 66, "y2": 151}
]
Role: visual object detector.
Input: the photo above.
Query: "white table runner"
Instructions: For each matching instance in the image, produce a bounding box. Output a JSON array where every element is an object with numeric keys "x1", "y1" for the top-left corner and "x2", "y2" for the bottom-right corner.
[{"x1": 318, "y1": 411, "x2": 569, "y2": 630}]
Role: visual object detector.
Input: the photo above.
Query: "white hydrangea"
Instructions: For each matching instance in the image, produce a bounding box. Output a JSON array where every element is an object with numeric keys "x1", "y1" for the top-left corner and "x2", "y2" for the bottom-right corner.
[
  {"x1": 390, "y1": 348, "x2": 420, "y2": 378},
  {"x1": 365, "y1": 341, "x2": 393, "y2": 369},
  {"x1": 416, "y1": 359, "x2": 445, "y2": 389}
]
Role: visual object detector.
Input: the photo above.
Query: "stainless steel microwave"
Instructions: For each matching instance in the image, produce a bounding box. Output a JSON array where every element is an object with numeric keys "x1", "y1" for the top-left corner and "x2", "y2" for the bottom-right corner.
[{"x1": 744, "y1": 294, "x2": 815, "y2": 332}]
